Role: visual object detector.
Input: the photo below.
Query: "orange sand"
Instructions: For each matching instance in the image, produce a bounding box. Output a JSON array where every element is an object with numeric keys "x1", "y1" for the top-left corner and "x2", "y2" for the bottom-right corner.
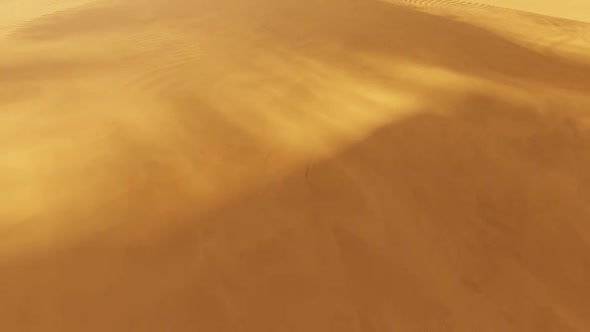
[{"x1": 1, "y1": 0, "x2": 590, "y2": 330}]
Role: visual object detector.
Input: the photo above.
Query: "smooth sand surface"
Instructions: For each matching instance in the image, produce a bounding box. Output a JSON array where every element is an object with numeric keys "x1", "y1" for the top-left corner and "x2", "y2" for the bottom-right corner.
[{"x1": 1, "y1": 0, "x2": 590, "y2": 330}]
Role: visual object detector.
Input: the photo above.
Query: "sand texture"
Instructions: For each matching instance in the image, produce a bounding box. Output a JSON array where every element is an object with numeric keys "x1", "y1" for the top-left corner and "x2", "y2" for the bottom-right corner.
[{"x1": 1, "y1": 0, "x2": 590, "y2": 330}]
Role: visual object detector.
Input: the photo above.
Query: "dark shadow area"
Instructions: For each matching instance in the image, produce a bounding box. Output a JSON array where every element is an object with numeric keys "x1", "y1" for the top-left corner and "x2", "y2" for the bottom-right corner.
[{"x1": 1, "y1": 90, "x2": 590, "y2": 331}]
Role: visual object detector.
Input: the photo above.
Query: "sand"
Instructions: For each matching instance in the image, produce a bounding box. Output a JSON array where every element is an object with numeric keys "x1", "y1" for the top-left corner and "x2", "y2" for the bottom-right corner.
[{"x1": 1, "y1": 0, "x2": 590, "y2": 330}]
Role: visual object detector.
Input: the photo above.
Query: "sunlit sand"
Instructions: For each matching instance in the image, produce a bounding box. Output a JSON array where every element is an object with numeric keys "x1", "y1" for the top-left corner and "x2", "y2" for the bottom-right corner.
[{"x1": 1, "y1": 0, "x2": 590, "y2": 330}]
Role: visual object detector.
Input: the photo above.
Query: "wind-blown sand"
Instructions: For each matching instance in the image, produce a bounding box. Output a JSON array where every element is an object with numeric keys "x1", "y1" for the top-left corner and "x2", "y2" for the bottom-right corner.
[{"x1": 1, "y1": 0, "x2": 590, "y2": 330}]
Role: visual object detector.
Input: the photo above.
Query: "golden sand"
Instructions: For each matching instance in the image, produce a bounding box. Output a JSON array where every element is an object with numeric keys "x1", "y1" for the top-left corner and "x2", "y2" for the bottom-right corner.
[{"x1": 1, "y1": 0, "x2": 590, "y2": 330}]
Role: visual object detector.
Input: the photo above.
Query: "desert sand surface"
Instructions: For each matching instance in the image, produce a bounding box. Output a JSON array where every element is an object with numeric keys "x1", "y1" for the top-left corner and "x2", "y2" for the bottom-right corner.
[
  {"x1": 1, "y1": 0, "x2": 590, "y2": 330},
  {"x1": 390, "y1": 0, "x2": 590, "y2": 22}
]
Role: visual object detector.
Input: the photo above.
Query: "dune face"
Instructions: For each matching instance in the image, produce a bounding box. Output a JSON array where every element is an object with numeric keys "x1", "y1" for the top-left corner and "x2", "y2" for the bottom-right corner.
[{"x1": 1, "y1": 0, "x2": 590, "y2": 331}]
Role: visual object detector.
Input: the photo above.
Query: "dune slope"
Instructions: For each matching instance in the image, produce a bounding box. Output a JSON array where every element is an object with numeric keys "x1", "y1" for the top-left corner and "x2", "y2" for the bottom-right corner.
[{"x1": 1, "y1": 0, "x2": 590, "y2": 331}]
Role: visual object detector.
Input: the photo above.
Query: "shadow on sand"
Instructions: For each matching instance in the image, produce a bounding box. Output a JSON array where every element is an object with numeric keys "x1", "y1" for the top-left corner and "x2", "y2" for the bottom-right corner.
[{"x1": 1, "y1": 88, "x2": 590, "y2": 331}]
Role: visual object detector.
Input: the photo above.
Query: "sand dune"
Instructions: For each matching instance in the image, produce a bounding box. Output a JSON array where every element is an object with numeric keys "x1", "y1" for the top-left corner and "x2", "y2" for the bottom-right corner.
[
  {"x1": 387, "y1": 0, "x2": 590, "y2": 61},
  {"x1": 389, "y1": 0, "x2": 590, "y2": 22},
  {"x1": 390, "y1": 0, "x2": 507, "y2": 11},
  {"x1": 1, "y1": 0, "x2": 590, "y2": 331}
]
